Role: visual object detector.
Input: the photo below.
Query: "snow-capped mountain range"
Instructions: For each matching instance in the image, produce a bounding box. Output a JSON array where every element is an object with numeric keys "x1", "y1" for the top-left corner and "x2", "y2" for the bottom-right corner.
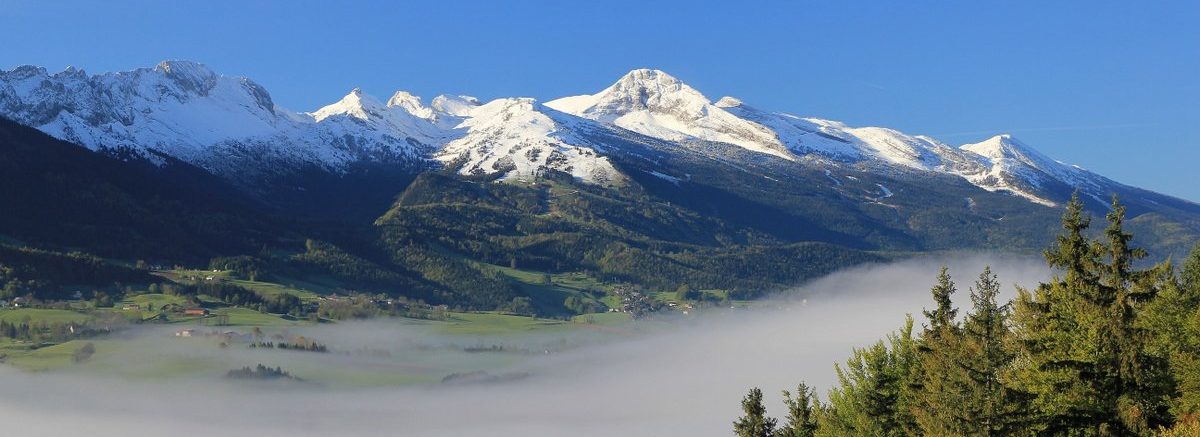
[{"x1": 0, "y1": 61, "x2": 1155, "y2": 208}]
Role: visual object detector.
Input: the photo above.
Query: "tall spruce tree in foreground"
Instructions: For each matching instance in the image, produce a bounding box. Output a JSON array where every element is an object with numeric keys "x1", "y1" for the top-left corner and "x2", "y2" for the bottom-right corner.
[
  {"x1": 1100, "y1": 197, "x2": 1171, "y2": 433},
  {"x1": 912, "y1": 266, "x2": 1021, "y2": 436},
  {"x1": 957, "y1": 266, "x2": 1021, "y2": 435},
  {"x1": 924, "y1": 266, "x2": 959, "y2": 338},
  {"x1": 1008, "y1": 194, "x2": 1105, "y2": 433},
  {"x1": 1008, "y1": 194, "x2": 1167, "y2": 435},
  {"x1": 735, "y1": 387, "x2": 777, "y2": 437},
  {"x1": 779, "y1": 383, "x2": 820, "y2": 437},
  {"x1": 912, "y1": 267, "x2": 967, "y2": 435}
]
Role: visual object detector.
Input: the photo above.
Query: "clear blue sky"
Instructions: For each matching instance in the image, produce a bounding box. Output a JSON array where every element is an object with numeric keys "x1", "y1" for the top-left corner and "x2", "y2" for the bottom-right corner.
[{"x1": 2, "y1": 0, "x2": 1198, "y2": 201}]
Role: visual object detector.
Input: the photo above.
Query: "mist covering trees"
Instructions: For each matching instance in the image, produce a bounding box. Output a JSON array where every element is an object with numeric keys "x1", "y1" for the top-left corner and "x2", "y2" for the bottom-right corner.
[{"x1": 735, "y1": 195, "x2": 1200, "y2": 435}]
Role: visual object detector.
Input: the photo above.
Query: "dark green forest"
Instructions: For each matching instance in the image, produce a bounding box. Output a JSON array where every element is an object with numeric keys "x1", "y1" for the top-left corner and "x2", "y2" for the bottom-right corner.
[{"x1": 733, "y1": 196, "x2": 1200, "y2": 436}]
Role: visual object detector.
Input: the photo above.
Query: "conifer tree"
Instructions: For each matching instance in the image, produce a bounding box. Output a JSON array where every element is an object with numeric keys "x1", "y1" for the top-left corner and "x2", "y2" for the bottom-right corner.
[
  {"x1": 821, "y1": 317, "x2": 916, "y2": 437},
  {"x1": 1174, "y1": 246, "x2": 1200, "y2": 419},
  {"x1": 957, "y1": 266, "x2": 1020, "y2": 436},
  {"x1": 1173, "y1": 306, "x2": 1200, "y2": 423},
  {"x1": 779, "y1": 383, "x2": 819, "y2": 437},
  {"x1": 912, "y1": 268, "x2": 967, "y2": 435},
  {"x1": 734, "y1": 387, "x2": 777, "y2": 437},
  {"x1": 1099, "y1": 196, "x2": 1171, "y2": 433},
  {"x1": 1009, "y1": 194, "x2": 1167, "y2": 435},
  {"x1": 923, "y1": 266, "x2": 959, "y2": 339},
  {"x1": 1008, "y1": 194, "x2": 1106, "y2": 433},
  {"x1": 913, "y1": 267, "x2": 1021, "y2": 436},
  {"x1": 1182, "y1": 244, "x2": 1200, "y2": 293},
  {"x1": 1145, "y1": 244, "x2": 1200, "y2": 421}
]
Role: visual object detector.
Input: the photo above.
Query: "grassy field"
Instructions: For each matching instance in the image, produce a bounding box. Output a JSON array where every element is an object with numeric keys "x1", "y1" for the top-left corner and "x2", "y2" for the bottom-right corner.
[
  {"x1": 209, "y1": 307, "x2": 309, "y2": 327},
  {"x1": 570, "y1": 311, "x2": 632, "y2": 326},
  {"x1": 227, "y1": 278, "x2": 322, "y2": 301},
  {"x1": 469, "y1": 262, "x2": 613, "y2": 317},
  {"x1": 433, "y1": 312, "x2": 573, "y2": 335},
  {"x1": 159, "y1": 268, "x2": 327, "y2": 300},
  {"x1": 123, "y1": 293, "x2": 187, "y2": 310},
  {"x1": 0, "y1": 308, "x2": 93, "y2": 324},
  {"x1": 0, "y1": 339, "x2": 86, "y2": 371},
  {"x1": 154, "y1": 268, "x2": 232, "y2": 282}
]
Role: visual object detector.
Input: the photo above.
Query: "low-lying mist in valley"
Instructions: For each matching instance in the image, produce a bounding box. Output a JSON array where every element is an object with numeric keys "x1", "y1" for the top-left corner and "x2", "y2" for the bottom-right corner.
[{"x1": 0, "y1": 254, "x2": 1050, "y2": 436}]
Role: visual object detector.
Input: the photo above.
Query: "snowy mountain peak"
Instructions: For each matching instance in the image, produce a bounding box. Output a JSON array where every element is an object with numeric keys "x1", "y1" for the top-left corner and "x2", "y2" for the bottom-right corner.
[
  {"x1": 312, "y1": 88, "x2": 386, "y2": 122},
  {"x1": 431, "y1": 94, "x2": 480, "y2": 117},
  {"x1": 714, "y1": 96, "x2": 745, "y2": 108},
  {"x1": 622, "y1": 68, "x2": 680, "y2": 82},
  {"x1": 307, "y1": 87, "x2": 451, "y2": 154},
  {"x1": 952, "y1": 134, "x2": 1111, "y2": 207},
  {"x1": 961, "y1": 134, "x2": 1060, "y2": 173},
  {"x1": 612, "y1": 68, "x2": 687, "y2": 92},
  {"x1": 153, "y1": 60, "x2": 219, "y2": 95},
  {"x1": 154, "y1": 59, "x2": 214, "y2": 76},
  {"x1": 387, "y1": 91, "x2": 435, "y2": 120},
  {"x1": 546, "y1": 69, "x2": 792, "y2": 160},
  {"x1": 60, "y1": 65, "x2": 86, "y2": 78},
  {"x1": 4, "y1": 64, "x2": 48, "y2": 78},
  {"x1": 436, "y1": 97, "x2": 624, "y2": 185},
  {"x1": 589, "y1": 68, "x2": 710, "y2": 118},
  {"x1": 963, "y1": 134, "x2": 1019, "y2": 158}
]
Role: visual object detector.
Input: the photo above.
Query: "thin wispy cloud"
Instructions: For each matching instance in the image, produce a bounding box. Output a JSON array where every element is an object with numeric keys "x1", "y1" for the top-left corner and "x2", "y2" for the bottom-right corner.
[
  {"x1": 856, "y1": 81, "x2": 889, "y2": 92},
  {"x1": 932, "y1": 122, "x2": 1158, "y2": 139}
]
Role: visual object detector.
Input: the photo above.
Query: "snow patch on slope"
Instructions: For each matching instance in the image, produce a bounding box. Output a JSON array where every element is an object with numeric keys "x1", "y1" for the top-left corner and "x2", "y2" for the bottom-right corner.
[{"x1": 717, "y1": 99, "x2": 861, "y2": 161}]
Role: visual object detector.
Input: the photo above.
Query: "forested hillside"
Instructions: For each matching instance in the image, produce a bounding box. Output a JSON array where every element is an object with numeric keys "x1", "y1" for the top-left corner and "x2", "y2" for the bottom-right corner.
[
  {"x1": 2, "y1": 111, "x2": 1197, "y2": 316},
  {"x1": 0, "y1": 117, "x2": 280, "y2": 261},
  {"x1": 0, "y1": 118, "x2": 885, "y2": 313}
]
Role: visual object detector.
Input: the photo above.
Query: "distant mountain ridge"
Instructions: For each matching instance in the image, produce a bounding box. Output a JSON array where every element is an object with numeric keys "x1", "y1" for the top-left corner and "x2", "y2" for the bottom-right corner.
[
  {"x1": 2, "y1": 60, "x2": 1199, "y2": 312},
  {"x1": 2, "y1": 61, "x2": 1183, "y2": 212},
  {"x1": 2, "y1": 61, "x2": 1197, "y2": 261}
]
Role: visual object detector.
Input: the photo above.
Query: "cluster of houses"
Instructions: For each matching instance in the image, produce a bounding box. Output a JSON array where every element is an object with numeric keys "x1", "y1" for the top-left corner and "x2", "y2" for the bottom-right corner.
[
  {"x1": 1, "y1": 297, "x2": 27, "y2": 308},
  {"x1": 609, "y1": 286, "x2": 664, "y2": 318},
  {"x1": 604, "y1": 286, "x2": 702, "y2": 317},
  {"x1": 181, "y1": 274, "x2": 217, "y2": 282}
]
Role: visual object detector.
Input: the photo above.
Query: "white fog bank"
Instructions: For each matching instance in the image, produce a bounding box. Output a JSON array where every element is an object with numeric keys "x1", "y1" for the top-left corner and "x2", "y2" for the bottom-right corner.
[{"x1": 0, "y1": 254, "x2": 1050, "y2": 436}]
